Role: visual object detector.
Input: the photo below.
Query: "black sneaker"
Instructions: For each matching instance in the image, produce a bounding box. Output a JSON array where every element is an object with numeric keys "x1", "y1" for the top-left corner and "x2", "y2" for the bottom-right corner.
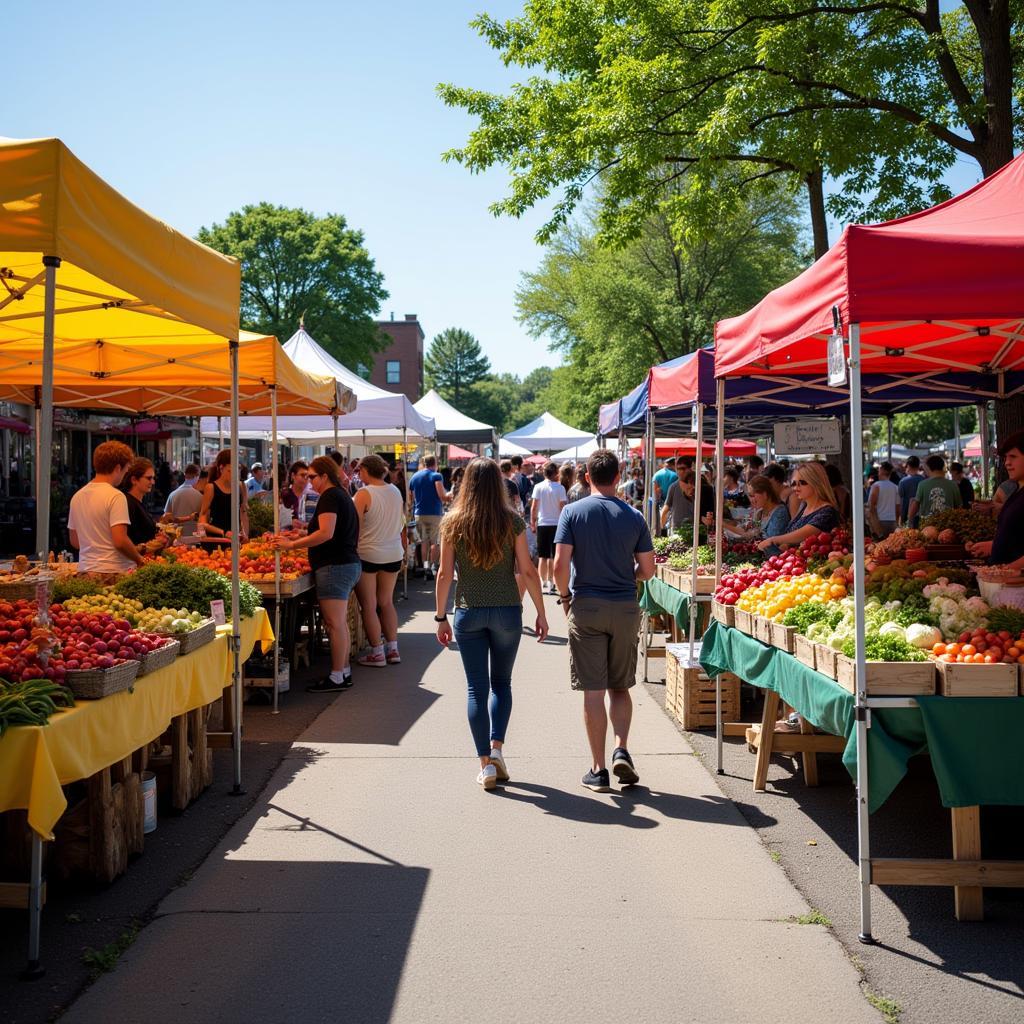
[
  {"x1": 582, "y1": 768, "x2": 611, "y2": 792},
  {"x1": 306, "y1": 675, "x2": 352, "y2": 693},
  {"x1": 611, "y1": 747, "x2": 639, "y2": 785}
]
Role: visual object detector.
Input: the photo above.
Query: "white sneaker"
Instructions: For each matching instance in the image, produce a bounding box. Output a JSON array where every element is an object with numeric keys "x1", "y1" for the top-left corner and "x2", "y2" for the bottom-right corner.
[
  {"x1": 477, "y1": 764, "x2": 498, "y2": 790},
  {"x1": 489, "y1": 749, "x2": 509, "y2": 782}
]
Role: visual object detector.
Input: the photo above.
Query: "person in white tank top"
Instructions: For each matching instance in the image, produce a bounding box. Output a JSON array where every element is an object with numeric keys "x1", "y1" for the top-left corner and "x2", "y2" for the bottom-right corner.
[{"x1": 352, "y1": 454, "x2": 408, "y2": 666}]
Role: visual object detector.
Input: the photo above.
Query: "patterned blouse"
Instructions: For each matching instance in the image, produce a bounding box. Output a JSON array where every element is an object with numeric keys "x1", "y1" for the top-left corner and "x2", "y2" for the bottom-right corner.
[{"x1": 453, "y1": 515, "x2": 526, "y2": 609}]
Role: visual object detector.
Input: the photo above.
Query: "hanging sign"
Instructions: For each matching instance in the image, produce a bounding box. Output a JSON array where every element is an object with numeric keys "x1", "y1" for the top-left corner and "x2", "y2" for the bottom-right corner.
[
  {"x1": 827, "y1": 331, "x2": 847, "y2": 387},
  {"x1": 774, "y1": 419, "x2": 842, "y2": 455},
  {"x1": 690, "y1": 405, "x2": 699, "y2": 434}
]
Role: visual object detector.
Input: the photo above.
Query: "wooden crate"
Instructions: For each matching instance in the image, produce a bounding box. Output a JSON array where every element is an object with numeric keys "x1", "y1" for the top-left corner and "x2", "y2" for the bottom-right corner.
[
  {"x1": 734, "y1": 608, "x2": 754, "y2": 635},
  {"x1": 794, "y1": 633, "x2": 817, "y2": 670},
  {"x1": 770, "y1": 621, "x2": 797, "y2": 654},
  {"x1": 676, "y1": 574, "x2": 717, "y2": 595},
  {"x1": 937, "y1": 661, "x2": 1019, "y2": 697},
  {"x1": 815, "y1": 643, "x2": 839, "y2": 680},
  {"x1": 836, "y1": 655, "x2": 936, "y2": 696},
  {"x1": 711, "y1": 600, "x2": 735, "y2": 628},
  {"x1": 753, "y1": 615, "x2": 773, "y2": 645},
  {"x1": 666, "y1": 650, "x2": 741, "y2": 729}
]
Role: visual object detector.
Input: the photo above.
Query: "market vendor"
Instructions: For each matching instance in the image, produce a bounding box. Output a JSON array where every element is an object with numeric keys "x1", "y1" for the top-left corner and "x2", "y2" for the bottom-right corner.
[
  {"x1": 199, "y1": 448, "x2": 250, "y2": 542},
  {"x1": 281, "y1": 459, "x2": 310, "y2": 523},
  {"x1": 67, "y1": 441, "x2": 145, "y2": 572},
  {"x1": 120, "y1": 458, "x2": 168, "y2": 550},
  {"x1": 756, "y1": 462, "x2": 839, "y2": 552},
  {"x1": 967, "y1": 431, "x2": 1024, "y2": 567},
  {"x1": 720, "y1": 475, "x2": 791, "y2": 556},
  {"x1": 660, "y1": 468, "x2": 715, "y2": 532}
]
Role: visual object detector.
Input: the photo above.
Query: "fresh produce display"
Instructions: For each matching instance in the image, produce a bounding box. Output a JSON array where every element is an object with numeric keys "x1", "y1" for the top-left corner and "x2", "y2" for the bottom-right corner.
[
  {"x1": 922, "y1": 580, "x2": 990, "y2": 638},
  {"x1": 666, "y1": 545, "x2": 758, "y2": 574},
  {"x1": 866, "y1": 560, "x2": 971, "y2": 604},
  {"x1": 920, "y1": 508, "x2": 996, "y2": 543},
  {"x1": 930, "y1": 626, "x2": 1024, "y2": 665},
  {"x1": 871, "y1": 527, "x2": 923, "y2": 558},
  {"x1": 781, "y1": 601, "x2": 835, "y2": 632},
  {"x1": 723, "y1": 539, "x2": 764, "y2": 561},
  {"x1": 840, "y1": 633, "x2": 928, "y2": 662},
  {"x1": 799, "y1": 528, "x2": 852, "y2": 560},
  {"x1": 246, "y1": 499, "x2": 276, "y2": 537},
  {"x1": 163, "y1": 541, "x2": 308, "y2": 581},
  {"x1": 735, "y1": 573, "x2": 846, "y2": 621},
  {"x1": 0, "y1": 677, "x2": 75, "y2": 735},
  {"x1": 713, "y1": 551, "x2": 808, "y2": 605},
  {"x1": 59, "y1": 593, "x2": 207, "y2": 634},
  {"x1": 984, "y1": 605, "x2": 1024, "y2": 636},
  {"x1": 653, "y1": 533, "x2": 694, "y2": 562},
  {"x1": 804, "y1": 596, "x2": 901, "y2": 651},
  {"x1": 114, "y1": 563, "x2": 262, "y2": 619},
  {"x1": 51, "y1": 576, "x2": 104, "y2": 603}
]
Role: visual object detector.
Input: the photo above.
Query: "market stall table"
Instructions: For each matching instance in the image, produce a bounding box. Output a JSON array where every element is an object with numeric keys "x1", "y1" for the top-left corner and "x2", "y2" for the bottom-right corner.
[
  {"x1": 0, "y1": 608, "x2": 273, "y2": 970},
  {"x1": 700, "y1": 620, "x2": 1024, "y2": 919}
]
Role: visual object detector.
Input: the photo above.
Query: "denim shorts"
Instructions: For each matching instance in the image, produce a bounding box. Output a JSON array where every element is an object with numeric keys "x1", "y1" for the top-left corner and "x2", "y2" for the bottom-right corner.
[{"x1": 315, "y1": 562, "x2": 361, "y2": 600}]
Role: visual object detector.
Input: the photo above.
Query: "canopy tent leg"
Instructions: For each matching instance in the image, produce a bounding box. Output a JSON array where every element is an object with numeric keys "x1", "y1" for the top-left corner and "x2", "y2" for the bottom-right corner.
[
  {"x1": 22, "y1": 830, "x2": 44, "y2": 978},
  {"x1": 36, "y1": 257, "x2": 60, "y2": 560},
  {"x1": 714, "y1": 379, "x2": 726, "y2": 776},
  {"x1": 217, "y1": 416, "x2": 223, "y2": 453},
  {"x1": 271, "y1": 386, "x2": 281, "y2": 716},
  {"x1": 688, "y1": 404, "x2": 704, "y2": 661},
  {"x1": 2, "y1": 427, "x2": 9, "y2": 496},
  {"x1": 954, "y1": 407, "x2": 961, "y2": 465},
  {"x1": 229, "y1": 340, "x2": 244, "y2": 795},
  {"x1": 642, "y1": 413, "x2": 656, "y2": 683},
  {"x1": 886, "y1": 414, "x2": 893, "y2": 462},
  {"x1": 333, "y1": 412, "x2": 339, "y2": 454},
  {"x1": 978, "y1": 402, "x2": 990, "y2": 497},
  {"x1": 848, "y1": 323, "x2": 873, "y2": 944}
]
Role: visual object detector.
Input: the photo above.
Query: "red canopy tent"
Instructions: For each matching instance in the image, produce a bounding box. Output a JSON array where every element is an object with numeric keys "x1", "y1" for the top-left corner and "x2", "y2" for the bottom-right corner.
[
  {"x1": 629, "y1": 438, "x2": 757, "y2": 457},
  {"x1": 445, "y1": 443, "x2": 477, "y2": 461},
  {"x1": 713, "y1": 153, "x2": 1024, "y2": 946}
]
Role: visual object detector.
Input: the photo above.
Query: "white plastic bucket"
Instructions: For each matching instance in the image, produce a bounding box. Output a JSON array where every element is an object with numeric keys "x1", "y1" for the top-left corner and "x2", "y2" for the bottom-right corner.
[{"x1": 142, "y1": 771, "x2": 157, "y2": 834}]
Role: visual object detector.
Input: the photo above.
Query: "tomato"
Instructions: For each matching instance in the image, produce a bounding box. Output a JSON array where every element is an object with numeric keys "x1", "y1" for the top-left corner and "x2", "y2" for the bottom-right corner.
[
  {"x1": 961, "y1": 644, "x2": 976, "y2": 656},
  {"x1": 932, "y1": 643, "x2": 947, "y2": 656}
]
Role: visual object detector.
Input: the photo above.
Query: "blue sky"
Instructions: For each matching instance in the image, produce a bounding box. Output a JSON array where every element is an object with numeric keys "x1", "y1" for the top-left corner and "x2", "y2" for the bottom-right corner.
[{"x1": 10, "y1": 1, "x2": 987, "y2": 377}]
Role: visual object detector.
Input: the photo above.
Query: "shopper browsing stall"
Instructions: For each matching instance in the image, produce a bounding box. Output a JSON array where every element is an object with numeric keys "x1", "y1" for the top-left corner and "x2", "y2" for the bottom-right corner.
[
  {"x1": 720, "y1": 475, "x2": 791, "y2": 555},
  {"x1": 756, "y1": 461, "x2": 840, "y2": 551},
  {"x1": 67, "y1": 441, "x2": 145, "y2": 573},
  {"x1": 164, "y1": 464, "x2": 203, "y2": 537},
  {"x1": 907, "y1": 454, "x2": 961, "y2": 523},
  {"x1": 409, "y1": 455, "x2": 448, "y2": 580},
  {"x1": 280, "y1": 460, "x2": 309, "y2": 522},
  {"x1": 353, "y1": 454, "x2": 407, "y2": 667},
  {"x1": 660, "y1": 468, "x2": 714, "y2": 532},
  {"x1": 530, "y1": 461, "x2": 568, "y2": 594},
  {"x1": 275, "y1": 456, "x2": 361, "y2": 692},
  {"x1": 120, "y1": 458, "x2": 168, "y2": 550},
  {"x1": 967, "y1": 432, "x2": 1024, "y2": 567}
]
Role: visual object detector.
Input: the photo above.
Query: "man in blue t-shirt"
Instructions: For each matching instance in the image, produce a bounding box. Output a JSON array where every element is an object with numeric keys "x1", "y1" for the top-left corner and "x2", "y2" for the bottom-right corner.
[
  {"x1": 408, "y1": 455, "x2": 449, "y2": 579},
  {"x1": 554, "y1": 449, "x2": 655, "y2": 793},
  {"x1": 897, "y1": 455, "x2": 923, "y2": 526}
]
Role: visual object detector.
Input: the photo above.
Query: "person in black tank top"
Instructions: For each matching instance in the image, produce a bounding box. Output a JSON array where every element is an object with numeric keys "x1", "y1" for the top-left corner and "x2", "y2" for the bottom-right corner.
[{"x1": 198, "y1": 449, "x2": 250, "y2": 544}]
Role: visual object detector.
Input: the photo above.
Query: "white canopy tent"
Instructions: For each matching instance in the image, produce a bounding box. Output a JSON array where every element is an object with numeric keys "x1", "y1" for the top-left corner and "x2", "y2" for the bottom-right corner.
[
  {"x1": 497, "y1": 437, "x2": 534, "y2": 458},
  {"x1": 549, "y1": 437, "x2": 600, "y2": 462},
  {"x1": 504, "y1": 411, "x2": 593, "y2": 453},
  {"x1": 413, "y1": 388, "x2": 496, "y2": 446},
  {"x1": 199, "y1": 326, "x2": 435, "y2": 445}
]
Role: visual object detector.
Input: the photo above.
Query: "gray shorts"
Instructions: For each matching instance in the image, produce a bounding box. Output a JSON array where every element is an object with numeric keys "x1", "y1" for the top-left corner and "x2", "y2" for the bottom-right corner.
[
  {"x1": 417, "y1": 515, "x2": 442, "y2": 545},
  {"x1": 567, "y1": 597, "x2": 642, "y2": 691}
]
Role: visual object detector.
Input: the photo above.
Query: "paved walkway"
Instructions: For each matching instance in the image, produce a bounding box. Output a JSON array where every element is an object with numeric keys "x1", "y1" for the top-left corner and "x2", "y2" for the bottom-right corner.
[{"x1": 65, "y1": 595, "x2": 880, "y2": 1024}]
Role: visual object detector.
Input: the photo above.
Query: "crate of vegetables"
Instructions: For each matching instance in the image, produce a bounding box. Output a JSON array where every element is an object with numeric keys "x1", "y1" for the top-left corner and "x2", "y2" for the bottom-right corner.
[
  {"x1": 733, "y1": 608, "x2": 754, "y2": 636},
  {"x1": 136, "y1": 637, "x2": 181, "y2": 677},
  {"x1": 711, "y1": 600, "x2": 735, "y2": 628},
  {"x1": 65, "y1": 659, "x2": 140, "y2": 700},
  {"x1": 814, "y1": 644, "x2": 839, "y2": 680},
  {"x1": 793, "y1": 633, "x2": 817, "y2": 670},
  {"x1": 769, "y1": 620, "x2": 797, "y2": 654},
  {"x1": 931, "y1": 624, "x2": 1022, "y2": 697},
  {"x1": 835, "y1": 632, "x2": 937, "y2": 696},
  {"x1": 753, "y1": 615, "x2": 773, "y2": 645}
]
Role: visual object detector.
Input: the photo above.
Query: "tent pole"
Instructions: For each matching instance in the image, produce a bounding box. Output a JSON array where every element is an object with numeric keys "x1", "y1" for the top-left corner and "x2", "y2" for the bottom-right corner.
[
  {"x1": 642, "y1": 412, "x2": 655, "y2": 683},
  {"x1": 953, "y1": 407, "x2": 960, "y2": 464},
  {"x1": 229, "y1": 340, "x2": 244, "y2": 795},
  {"x1": 36, "y1": 257, "x2": 60, "y2": 560},
  {"x1": 848, "y1": 323, "x2": 873, "y2": 944},
  {"x1": 978, "y1": 402, "x2": 990, "y2": 498},
  {"x1": 886, "y1": 414, "x2": 893, "y2": 462},
  {"x1": 714, "y1": 379, "x2": 726, "y2": 776},
  {"x1": 271, "y1": 386, "x2": 280, "y2": 716},
  {"x1": 688, "y1": 404, "x2": 704, "y2": 661},
  {"x1": 333, "y1": 411, "x2": 339, "y2": 454},
  {"x1": 218, "y1": 415, "x2": 223, "y2": 453}
]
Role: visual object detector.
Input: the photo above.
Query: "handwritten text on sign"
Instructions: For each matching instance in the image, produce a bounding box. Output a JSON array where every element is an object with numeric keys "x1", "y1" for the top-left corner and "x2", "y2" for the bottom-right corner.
[{"x1": 774, "y1": 419, "x2": 842, "y2": 455}]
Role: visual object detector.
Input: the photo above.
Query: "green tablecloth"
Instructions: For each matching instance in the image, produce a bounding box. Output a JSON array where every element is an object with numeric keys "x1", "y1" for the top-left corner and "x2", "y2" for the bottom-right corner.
[
  {"x1": 699, "y1": 620, "x2": 1024, "y2": 813},
  {"x1": 640, "y1": 577, "x2": 691, "y2": 630}
]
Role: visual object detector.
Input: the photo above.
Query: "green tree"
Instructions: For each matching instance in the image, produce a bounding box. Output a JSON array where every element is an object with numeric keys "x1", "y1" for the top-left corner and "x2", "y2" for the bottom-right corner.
[
  {"x1": 440, "y1": 3, "x2": 1021, "y2": 257},
  {"x1": 198, "y1": 203, "x2": 388, "y2": 368},
  {"x1": 516, "y1": 182, "x2": 805, "y2": 429},
  {"x1": 463, "y1": 372, "x2": 522, "y2": 433},
  {"x1": 872, "y1": 408, "x2": 978, "y2": 450},
  {"x1": 424, "y1": 328, "x2": 492, "y2": 406}
]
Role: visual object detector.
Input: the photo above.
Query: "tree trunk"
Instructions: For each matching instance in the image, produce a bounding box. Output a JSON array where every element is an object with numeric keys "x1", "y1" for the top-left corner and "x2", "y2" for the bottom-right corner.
[
  {"x1": 805, "y1": 169, "x2": 829, "y2": 259},
  {"x1": 971, "y1": 0, "x2": 1015, "y2": 175}
]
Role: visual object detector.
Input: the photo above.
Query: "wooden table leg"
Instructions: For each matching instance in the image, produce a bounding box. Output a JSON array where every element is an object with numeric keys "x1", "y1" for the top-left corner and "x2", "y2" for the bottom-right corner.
[
  {"x1": 753, "y1": 690, "x2": 780, "y2": 792},
  {"x1": 799, "y1": 716, "x2": 819, "y2": 787},
  {"x1": 170, "y1": 713, "x2": 190, "y2": 811},
  {"x1": 952, "y1": 806, "x2": 984, "y2": 921}
]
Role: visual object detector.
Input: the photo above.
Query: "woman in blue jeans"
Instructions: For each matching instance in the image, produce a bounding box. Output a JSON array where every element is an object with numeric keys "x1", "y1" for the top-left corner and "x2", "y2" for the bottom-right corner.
[{"x1": 435, "y1": 458, "x2": 548, "y2": 790}]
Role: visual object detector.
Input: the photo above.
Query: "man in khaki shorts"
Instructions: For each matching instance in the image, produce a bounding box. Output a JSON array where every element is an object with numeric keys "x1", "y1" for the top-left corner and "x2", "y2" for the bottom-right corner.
[
  {"x1": 554, "y1": 449, "x2": 655, "y2": 792},
  {"x1": 408, "y1": 455, "x2": 448, "y2": 579}
]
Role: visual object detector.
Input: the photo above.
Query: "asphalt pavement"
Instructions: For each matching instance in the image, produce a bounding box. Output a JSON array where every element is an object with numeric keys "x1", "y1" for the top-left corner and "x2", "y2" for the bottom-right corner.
[{"x1": 56, "y1": 588, "x2": 880, "y2": 1024}]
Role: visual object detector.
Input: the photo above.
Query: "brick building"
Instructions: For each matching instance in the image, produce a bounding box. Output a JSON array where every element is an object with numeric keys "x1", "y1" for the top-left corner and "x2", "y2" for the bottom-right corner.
[{"x1": 371, "y1": 313, "x2": 424, "y2": 403}]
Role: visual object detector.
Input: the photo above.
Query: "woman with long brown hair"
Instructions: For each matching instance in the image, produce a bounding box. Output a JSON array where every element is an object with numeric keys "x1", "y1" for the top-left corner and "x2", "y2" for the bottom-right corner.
[
  {"x1": 435, "y1": 458, "x2": 548, "y2": 791},
  {"x1": 275, "y1": 456, "x2": 361, "y2": 691},
  {"x1": 198, "y1": 448, "x2": 249, "y2": 542},
  {"x1": 756, "y1": 461, "x2": 840, "y2": 552}
]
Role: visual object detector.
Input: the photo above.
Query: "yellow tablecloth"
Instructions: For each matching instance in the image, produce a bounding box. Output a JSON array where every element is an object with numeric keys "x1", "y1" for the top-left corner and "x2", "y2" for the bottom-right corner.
[{"x1": 0, "y1": 609, "x2": 273, "y2": 840}]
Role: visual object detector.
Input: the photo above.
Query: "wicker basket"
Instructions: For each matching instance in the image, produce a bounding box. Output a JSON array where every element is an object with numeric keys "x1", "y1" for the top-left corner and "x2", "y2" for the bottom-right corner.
[
  {"x1": 64, "y1": 658, "x2": 140, "y2": 700},
  {"x1": 0, "y1": 577, "x2": 54, "y2": 604},
  {"x1": 150, "y1": 617, "x2": 216, "y2": 655},
  {"x1": 136, "y1": 638, "x2": 181, "y2": 676}
]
